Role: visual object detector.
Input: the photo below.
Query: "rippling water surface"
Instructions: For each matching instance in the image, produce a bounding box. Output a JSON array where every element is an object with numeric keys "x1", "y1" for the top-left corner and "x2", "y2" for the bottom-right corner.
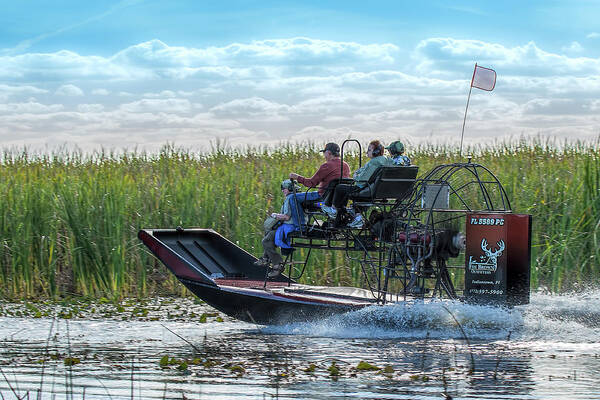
[{"x1": 1, "y1": 291, "x2": 600, "y2": 399}]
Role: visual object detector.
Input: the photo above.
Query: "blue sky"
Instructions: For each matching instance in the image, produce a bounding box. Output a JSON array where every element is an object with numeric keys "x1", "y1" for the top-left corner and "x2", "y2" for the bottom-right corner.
[{"x1": 1, "y1": 0, "x2": 599, "y2": 151}]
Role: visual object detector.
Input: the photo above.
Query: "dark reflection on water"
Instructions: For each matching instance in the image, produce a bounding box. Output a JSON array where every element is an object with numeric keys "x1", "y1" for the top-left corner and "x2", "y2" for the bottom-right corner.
[{"x1": 1, "y1": 292, "x2": 600, "y2": 399}]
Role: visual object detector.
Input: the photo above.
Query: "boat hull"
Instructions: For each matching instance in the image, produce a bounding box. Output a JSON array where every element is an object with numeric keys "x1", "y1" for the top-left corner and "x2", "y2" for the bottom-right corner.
[
  {"x1": 178, "y1": 278, "x2": 362, "y2": 324},
  {"x1": 138, "y1": 228, "x2": 372, "y2": 324}
]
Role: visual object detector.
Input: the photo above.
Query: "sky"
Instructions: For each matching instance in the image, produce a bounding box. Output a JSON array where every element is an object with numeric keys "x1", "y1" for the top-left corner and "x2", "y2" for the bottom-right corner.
[{"x1": 1, "y1": 0, "x2": 599, "y2": 152}]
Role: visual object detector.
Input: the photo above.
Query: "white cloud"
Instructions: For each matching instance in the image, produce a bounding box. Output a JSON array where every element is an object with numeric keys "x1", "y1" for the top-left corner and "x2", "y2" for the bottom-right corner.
[
  {"x1": 293, "y1": 93, "x2": 390, "y2": 115},
  {"x1": 587, "y1": 32, "x2": 600, "y2": 39},
  {"x1": 92, "y1": 88, "x2": 110, "y2": 95},
  {"x1": 0, "y1": 84, "x2": 47, "y2": 96},
  {"x1": 0, "y1": 38, "x2": 399, "y2": 83},
  {"x1": 0, "y1": 50, "x2": 119, "y2": 81},
  {"x1": 561, "y1": 41, "x2": 584, "y2": 53},
  {"x1": 414, "y1": 38, "x2": 600, "y2": 77},
  {"x1": 522, "y1": 98, "x2": 577, "y2": 115},
  {"x1": 142, "y1": 90, "x2": 177, "y2": 98},
  {"x1": 111, "y1": 37, "x2": 398, "y2": 68},
  {"x1": 0, "y1": 84, "x2": 47, "y2": 102},
  {"x1": 78, "y1": 104, "x2": 105, "y2": 112},
  {"x1": 55, "y1": 84, "x2": 84, "y2": 96},
  {"x1": 119, "y1": 98, "x2": 194, "y2": 113},
  {"x1": 587, "y1": 100, "x2": 600, "y2": 111},
  {"x1": 0, "y1": 102, "x2": 63, "y2": 114},
  {"x1": 0, "y1": 37, "x2": 598, "y2": 151},
  {"x1": 210, "y1": 97, "x2": 290, "y2": 118}
]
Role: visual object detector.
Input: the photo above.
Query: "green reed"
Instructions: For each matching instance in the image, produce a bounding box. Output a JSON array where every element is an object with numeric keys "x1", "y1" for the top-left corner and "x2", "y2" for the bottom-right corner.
[{"x1": 0, "y1": 139, "x2": 598, "y2": 299}]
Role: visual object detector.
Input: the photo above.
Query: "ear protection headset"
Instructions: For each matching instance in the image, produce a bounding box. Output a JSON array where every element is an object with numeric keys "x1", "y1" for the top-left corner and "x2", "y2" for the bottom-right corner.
[{"x1": 371, "y1": 143, "x2": 383, "y2": 157}]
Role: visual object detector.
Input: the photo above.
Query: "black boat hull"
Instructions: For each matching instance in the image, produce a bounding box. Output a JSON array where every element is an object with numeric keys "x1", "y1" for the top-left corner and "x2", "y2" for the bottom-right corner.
[
  {"x1": 138, "y1": 228, "x2": 370, "y2": 325},
  {"x1": 178, "y1": 278, "x2": 360, "y2": 324}
]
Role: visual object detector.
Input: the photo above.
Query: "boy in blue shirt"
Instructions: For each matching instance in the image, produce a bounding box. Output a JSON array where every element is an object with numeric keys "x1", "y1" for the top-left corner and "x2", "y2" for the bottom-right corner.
[{"x1": 386, "y1": 141, "x2": 411, "y2": 166}]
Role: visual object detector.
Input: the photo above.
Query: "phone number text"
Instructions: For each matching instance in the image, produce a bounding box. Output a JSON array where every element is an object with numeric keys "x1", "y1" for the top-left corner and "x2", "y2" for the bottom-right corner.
[{"x1": 468, "y1": 288, "x2": 505, "y2": 295}]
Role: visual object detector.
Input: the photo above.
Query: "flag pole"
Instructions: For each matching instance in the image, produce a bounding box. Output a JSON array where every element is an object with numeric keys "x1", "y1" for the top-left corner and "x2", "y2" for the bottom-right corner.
[
  {"x1": 459, "y1": 86, "x2": 472, "y2": 158},
  {"x1": 459, "y1": 63, "x2": 478, "y2": 158}
]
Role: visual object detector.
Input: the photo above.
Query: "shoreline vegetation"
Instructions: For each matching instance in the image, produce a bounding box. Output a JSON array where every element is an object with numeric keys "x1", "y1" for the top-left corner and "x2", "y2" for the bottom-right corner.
[{"x1": 1, "y1": 139, "x2": 598, "y2": 300}]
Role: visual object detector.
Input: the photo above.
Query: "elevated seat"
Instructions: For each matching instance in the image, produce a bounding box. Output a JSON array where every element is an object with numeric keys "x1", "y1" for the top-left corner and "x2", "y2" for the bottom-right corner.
[
  {"x1": 351, "y1": 166, "x2": 418, "y2": 205},
  {"x1": 301, "y1": 178, "x2": 354, "y2": 212}
]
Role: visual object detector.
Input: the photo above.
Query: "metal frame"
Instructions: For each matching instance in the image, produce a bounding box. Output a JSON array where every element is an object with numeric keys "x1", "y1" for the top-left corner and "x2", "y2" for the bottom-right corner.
[{"x1": 271, "y1": 154, "x2": 513, "y2": 305}]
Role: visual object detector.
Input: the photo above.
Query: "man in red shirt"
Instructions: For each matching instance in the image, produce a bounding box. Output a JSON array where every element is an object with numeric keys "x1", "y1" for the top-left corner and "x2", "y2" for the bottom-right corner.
[{"x1": 289, "y1": 142, "x2": 351, "y2": 205}]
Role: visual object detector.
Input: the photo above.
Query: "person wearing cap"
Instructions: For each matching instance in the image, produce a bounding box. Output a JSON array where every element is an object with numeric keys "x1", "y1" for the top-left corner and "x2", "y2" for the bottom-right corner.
[
  {"x1": 289, "y1": 142, "x2": 350, "y2": 204},
  {"x1": 255, "y1": 179, "x2": 305, "y2": 278},
  {"x1": 321, "y1": 140, "x2": 392, "y2": 228},
  {"x1": 386, "y1": 141, "x2": 411, "y2": 166}
]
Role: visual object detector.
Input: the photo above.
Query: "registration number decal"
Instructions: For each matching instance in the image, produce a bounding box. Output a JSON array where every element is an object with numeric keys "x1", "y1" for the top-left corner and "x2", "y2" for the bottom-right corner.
[{"x1": 470, "y1": 217, "x2": 504, "y2": 226}]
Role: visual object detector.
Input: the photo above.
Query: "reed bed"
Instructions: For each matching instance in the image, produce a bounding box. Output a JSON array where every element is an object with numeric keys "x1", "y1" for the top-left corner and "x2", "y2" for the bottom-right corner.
[{"x1": 0, "y1": 139, "x2": 598, "y2": 299}]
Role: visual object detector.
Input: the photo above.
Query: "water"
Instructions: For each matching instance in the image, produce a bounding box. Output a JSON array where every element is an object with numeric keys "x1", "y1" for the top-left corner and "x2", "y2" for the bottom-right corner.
[{"x1": 1, "y1": 291, "x2": 599, "y2": 399}]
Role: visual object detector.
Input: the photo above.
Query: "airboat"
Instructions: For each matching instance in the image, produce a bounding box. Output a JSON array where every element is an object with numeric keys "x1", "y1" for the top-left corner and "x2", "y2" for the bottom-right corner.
[{"x1": 139, "y1": 140, "x2": 531, "y2": 325}]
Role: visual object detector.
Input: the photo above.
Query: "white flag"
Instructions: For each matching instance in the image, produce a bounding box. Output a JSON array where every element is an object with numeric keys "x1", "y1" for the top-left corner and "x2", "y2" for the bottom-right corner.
[{"x1": 471, "y1": 64, "x2": 496, "y2": 91}]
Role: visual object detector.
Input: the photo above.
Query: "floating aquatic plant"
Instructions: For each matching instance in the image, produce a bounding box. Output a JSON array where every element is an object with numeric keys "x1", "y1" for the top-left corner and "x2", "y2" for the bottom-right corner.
[
  {"x1": 304, "y1": 363, "x2": 317, "y2": 373},
  {"x1": 228, "y1": 364, "x2": 245, "y2": 374},
  {"x1": 176, "y1": 361, "x2": 188, "y2": 371},
  {"x1": 356, "y1": 361, "x2": 380, "y2": 371},
  {"x1": 410, "y1": 374, "x2": 430, "y2": 382},
  {"x1": 382, "y1": 365, "x2": 394, "y2": 375},
  {"x1": 202, "y1": 360, "x2": 217, "y2": 368},
  {"x1": 63, "y1": 357, "x2": 80, "y2": 366},
  {"x1": 159, "y1": 355, "x2": 169, "y2": 368},
  {"x1": 327, "y1": 362, "x2": 340, "y2": 377}
]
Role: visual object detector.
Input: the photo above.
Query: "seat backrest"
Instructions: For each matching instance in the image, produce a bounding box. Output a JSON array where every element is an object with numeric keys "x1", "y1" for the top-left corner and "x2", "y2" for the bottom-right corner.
[
  {"x1": 356, "y1": 166, "x2": 419, "y2": 200},
  {"x1": 321, "y1": 177, "x2": 354, "y2": 205},
  {"x1": 288, "y1": 193, "x2": 307, "y2": 229}
]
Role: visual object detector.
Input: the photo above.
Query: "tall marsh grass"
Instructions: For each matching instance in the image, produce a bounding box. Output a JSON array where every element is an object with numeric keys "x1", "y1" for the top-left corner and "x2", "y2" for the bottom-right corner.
[{"x1": 0, "y1": 139, "x2": 598, "y2": 299}]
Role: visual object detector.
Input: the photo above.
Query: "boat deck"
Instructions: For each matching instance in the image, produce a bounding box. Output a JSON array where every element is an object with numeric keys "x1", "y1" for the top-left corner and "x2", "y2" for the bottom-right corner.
[
  {"x1": 214, "y1": 278, "x2": 289, "y2": 289},
  {"x1": 215, "y1": 278, "x2": 394, "y2": 306}
]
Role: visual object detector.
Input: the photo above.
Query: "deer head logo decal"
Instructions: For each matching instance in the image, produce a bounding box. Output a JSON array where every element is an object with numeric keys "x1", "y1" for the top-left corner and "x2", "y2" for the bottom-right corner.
[
  {"x1": 468, "y1": 238, "x2": 506, "y2": 274},
  {"x1": 481, "y1": 238, "x2": 505, "y2": 264}
]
